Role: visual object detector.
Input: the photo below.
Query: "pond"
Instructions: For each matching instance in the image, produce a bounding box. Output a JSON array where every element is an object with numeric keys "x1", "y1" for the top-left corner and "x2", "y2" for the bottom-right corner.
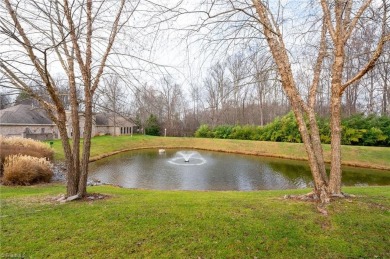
[{"x1": 88, "y1": 149, "x2": 390, "y2": 191}]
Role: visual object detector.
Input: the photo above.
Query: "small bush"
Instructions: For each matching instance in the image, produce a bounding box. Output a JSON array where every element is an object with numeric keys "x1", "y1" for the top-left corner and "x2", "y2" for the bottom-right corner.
[
  {"x1": 2, "y1": 155, "x2": 53, "y2": 185},
  {"x1": 230, "y1": 125, "x2": 261, "y2": 140},
  {"x1": 0, "y1": 136, "x2": 54, "y2": 160},
  {"x1": 0, "y1": 136, "x2": 54, "y2": 175},
  {"x1": 194, "y1": 124, "x2": 213, "y2": 138},
  {"x1": 145, "y1": 114, "x2": 161, "y2": 136},
  {"x1": 213, "y1": 125, "x2": 233, "y2": 139}
]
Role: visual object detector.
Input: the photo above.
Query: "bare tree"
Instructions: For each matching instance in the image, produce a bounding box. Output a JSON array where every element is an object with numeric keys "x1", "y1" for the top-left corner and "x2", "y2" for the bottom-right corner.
[
  {"x1": 159, "y1": 76, "x2": 184, "y2": 136},
  {"x1": 227, "y1": 54, "x2": 248, "y2": 123},
  {"x1": 0, "y1": 0, "x2": 132, "y2": 198},
  {"x1": 251, "y1": 49, "x2": 274, "y2": 126},
  {"x1": 203, "y1": 62, "x2": 232, "y2": 126},
  {"x1": 98, "y1": 75, "x2": 127, "y2": 136},
  {"x1": 251, "y1": 0, "x2": 389, "y2": 200},
  {"x1": 377, "y1": 47, "x2": 390, "y2": 115},
  {"x1": 132, "y1": 83, "x2": 162, "y2": 132}
]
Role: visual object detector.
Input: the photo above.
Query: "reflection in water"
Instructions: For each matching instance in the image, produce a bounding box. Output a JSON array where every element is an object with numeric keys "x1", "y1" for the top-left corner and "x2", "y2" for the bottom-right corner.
[{"x1": 88, "y1": 149, "x2": 390, "y2": 191}]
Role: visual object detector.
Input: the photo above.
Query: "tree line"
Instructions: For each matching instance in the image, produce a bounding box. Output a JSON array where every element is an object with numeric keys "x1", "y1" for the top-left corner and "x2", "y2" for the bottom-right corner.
[
  {"x1": 194, "y1": 112, "x2": 390, "y2": 147},
  {"x1": 132, "y1": 44, "x2": 389, "y2": 138}
]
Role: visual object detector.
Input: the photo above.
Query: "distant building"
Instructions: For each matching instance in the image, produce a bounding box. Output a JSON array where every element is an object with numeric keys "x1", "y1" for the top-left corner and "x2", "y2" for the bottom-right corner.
[
  {"x1": 95, "y1": 113, "x2": 135, "y2": 136},
  {"x1": 0, "y1": 104, "x2": 57, "y2": 140},
  {"x1": 0, "y1": 104, "x2": 136, "y2": 140}
]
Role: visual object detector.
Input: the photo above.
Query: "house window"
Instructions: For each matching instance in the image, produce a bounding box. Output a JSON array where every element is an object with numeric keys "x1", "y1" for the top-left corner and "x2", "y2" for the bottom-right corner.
[{"x1": 41, "y1": 128, "x2": 45, "y2": 133}]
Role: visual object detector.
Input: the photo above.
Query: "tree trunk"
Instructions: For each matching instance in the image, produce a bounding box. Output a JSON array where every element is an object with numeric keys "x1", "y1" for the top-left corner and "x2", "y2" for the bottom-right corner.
[
  {"x1": 259, "y1": 90, "x2": 264, "y2": 126},
  {"x1": 70, "y1": 88, "x2": 80, "y2": 195},
  {"x1": 328, "y1": 93, "x2": 342, "y2": 194},
  {"x1": 114, "y1": 112, "x2": 117, "y2": 136},
  {"x1": 252, "y1": 0, "x2": 330, "y2": 201},
  {"x1": 328, "y1": 45, "x2": 344, "y2": 195},
  {"x1": 307, "y1": 111, "x2": 328, "y2": 183},
  {"x1": 290, "y1": 104, "x2": 328, "y2": 198},
  {"x1": 78, "y1": 96, "x2": 93, "y2": 197},
  {"x1": 382, "y1": 73, "x2": 388, "y2": 115},
  {"x1": 56, "y1": 111, "x2": 77, "y2": 197}
]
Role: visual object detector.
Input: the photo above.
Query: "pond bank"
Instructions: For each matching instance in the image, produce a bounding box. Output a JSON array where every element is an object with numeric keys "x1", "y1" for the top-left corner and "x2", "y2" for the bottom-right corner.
[
  {"x1": 50, "y1": 135, "x2": 390, "y2": 170},
  {"x1": 89, "y1": 145, "x2": 390, "y2": 171}
]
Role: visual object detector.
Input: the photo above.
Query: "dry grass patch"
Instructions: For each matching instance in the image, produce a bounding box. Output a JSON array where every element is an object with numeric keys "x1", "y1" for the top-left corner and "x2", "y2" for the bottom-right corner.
[
  {"x1": 0, "y1": 136, "x2": 54, "y2": 175},
  {"x1": 0, "y1": 136, "x2": 54, "y2": 159},
  {"x1": 2, "y1": 155, "x2": 53, "y2": 185}
]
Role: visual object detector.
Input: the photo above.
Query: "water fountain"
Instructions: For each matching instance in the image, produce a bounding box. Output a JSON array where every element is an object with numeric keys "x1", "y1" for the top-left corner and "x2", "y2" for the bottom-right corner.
[
  {"x1": 168, "y1": 151, "x2": 207, "y2": 166},
  {"x1": 179, "y1": 151, "x2": 194, "y2": 162}
]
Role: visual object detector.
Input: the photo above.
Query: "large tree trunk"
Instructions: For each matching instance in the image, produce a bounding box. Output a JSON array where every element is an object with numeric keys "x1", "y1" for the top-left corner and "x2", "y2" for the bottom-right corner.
[
  {"x1": 56, "y1": 111, "x2": 77, "y2": 197},
  {"x1": 307, "y1": 111, "x2": 328, "y2": 183},
  {"x1": 328, "y1": 35, "x2": 345, "y2": 195},
  {"x1": 290, "y1": 104, "x2": 328, "y2": 198},
  {"x1": 78, "y1": 96, "x2": 93, "y2": 197},
  {"x1": 70, "y1": 88, "x2": 81, "y2": 195},
  {"x1": 329, "y1": 93, "x2": 343, "y2": 195},
  {"x1": 253, "y1": 0, "x2": 331, "y2": 201}
]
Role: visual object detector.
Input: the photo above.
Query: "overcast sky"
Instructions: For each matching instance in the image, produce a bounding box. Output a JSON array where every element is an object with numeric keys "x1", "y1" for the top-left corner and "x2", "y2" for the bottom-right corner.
[{"x1": 1, "y1": 0, "x2": 385, "y2": 103}]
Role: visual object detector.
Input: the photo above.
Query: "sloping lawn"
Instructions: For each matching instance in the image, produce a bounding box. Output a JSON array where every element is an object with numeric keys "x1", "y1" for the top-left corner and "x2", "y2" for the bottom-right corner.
[
  {"x1": 1, "y1": 185, "x2": 389, "y2": 258},
  {"x1": 50, "y1": 135, "x2": 390, "y2": 170}
]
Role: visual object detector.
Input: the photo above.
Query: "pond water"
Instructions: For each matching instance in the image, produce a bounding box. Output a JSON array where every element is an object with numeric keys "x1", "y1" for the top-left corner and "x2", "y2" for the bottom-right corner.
[{"x1": 88, "y1": 149, "x2": 390, "y2": 191}]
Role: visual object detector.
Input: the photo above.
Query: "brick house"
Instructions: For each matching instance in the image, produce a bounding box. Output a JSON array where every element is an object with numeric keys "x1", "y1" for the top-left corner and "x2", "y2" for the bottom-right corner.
[{"x1": 0, "y1": 104, "x2": 136, "y2": 140}]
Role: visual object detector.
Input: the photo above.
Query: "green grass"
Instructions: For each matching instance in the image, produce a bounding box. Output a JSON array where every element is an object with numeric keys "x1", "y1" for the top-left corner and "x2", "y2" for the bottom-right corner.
[
  {"x1": 1, "y1": 185, "x2": 389, "y2": 258},
  {"x1": 50, "y1": 135, "x2": 390, "y2": 169}
]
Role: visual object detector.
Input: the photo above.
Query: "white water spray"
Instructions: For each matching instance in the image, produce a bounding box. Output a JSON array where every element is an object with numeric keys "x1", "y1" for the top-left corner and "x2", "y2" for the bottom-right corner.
[{"x1": 168, "y1": 151, "x2": 206, "y2": 166}]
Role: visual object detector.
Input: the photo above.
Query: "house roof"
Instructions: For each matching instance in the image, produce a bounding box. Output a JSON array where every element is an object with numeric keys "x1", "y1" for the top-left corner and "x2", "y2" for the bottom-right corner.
[
  {"x1": 0, "y1": 104, "x2": 53, "y2": 125},
  {"x1": 0, "y1": 104, "x2": 135, "y2": 127},
  {"x1": 95, "y1": 112, "x2": 135, "y2": 127}
]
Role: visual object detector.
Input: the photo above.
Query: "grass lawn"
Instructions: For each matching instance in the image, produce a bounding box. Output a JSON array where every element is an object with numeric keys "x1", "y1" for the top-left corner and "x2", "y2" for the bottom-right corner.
[
  {"x1": 2, "y1": 136, "x2": 388, "y2": 257},
  {"x1": 50, "y1": 135, "x2": 390, "y2": 170},
  {"x1": 1, "y1": 185, "x2": 389, "y2": 258}
]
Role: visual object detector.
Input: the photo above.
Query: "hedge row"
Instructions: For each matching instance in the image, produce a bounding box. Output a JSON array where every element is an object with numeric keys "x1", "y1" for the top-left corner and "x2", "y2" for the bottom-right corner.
[{"x1": 195, "y1": 113, "x2": 390, "y2": 146}]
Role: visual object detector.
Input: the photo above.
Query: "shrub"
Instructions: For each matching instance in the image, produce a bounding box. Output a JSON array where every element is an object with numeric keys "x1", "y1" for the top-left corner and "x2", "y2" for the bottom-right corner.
[
  {"x1": 230, "y1": 125, "x2": 261, "y2": 140},
  {"x1": 341, "y1": 127, "x2": 365, "y2": 145},
  {"x1": 213, "y1": 125, "x2": 233, "y2": 139},
  {"x1": 2, "y1": 155, "x2": 53, "y2": 185},
  {"x1": 145, "y1": 114, "x2": 161, "y2": 136},
  {"x1": 194, "y1": 113, "x2": 390, "y2": 146},
  {"x1": 0, "y1": 136, "x2": 54, "y2": 175},
  {"x1": 317, "y1": 118, "x2": 331, "y2": 144},
  {"x1": 362, "y1": 127, "x2": 387, "y2": 146},
  {"x1": 195, "y1": 124, "x2": 213, "y2": 138},
  {"x1": 341, "y1": 114, "x2": 390, "y2": 146},
  {"x1": 0, "y1": 136, "x2": 54, "y2": 160}
]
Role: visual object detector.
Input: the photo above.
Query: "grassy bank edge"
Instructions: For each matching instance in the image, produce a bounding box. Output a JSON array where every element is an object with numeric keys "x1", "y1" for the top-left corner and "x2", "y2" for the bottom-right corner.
[
  {"x1": 89, "y1": 145, "x2": 390, "y2": 171},
  {"x1": 48, "y1": 135, "x2": 390, "y2": 170}
]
